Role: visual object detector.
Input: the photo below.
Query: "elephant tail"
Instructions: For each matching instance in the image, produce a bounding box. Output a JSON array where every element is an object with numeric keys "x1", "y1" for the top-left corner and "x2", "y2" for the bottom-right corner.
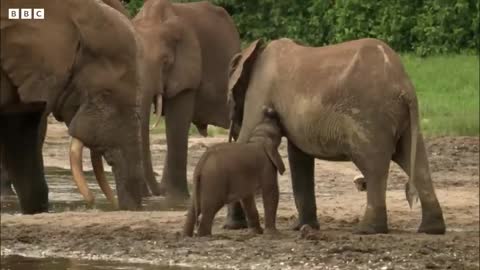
[{"x1": 405, "y1": 93, "x2": 419, "y2": 209}]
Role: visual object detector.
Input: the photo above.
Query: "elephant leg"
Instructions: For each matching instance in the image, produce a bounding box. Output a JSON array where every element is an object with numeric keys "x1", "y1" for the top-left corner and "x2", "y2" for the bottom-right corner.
[
  {"x1": 0, "y1": 112, "x2": 49, "y2": 214},
  {"x1": 161, "y1": 89, "x2": 195, "y2": 201},
  {"x1": 0, "y1": 150, "x2": 16, "y2": 196},
  {"x1": 140, "y1": 179, "x2": 152, "y2": 197},
  {"x1": 0, "y1": 174, "x2": 15, "y2": 197},
  {"x1": 142, "y1": 123, "x2": 160, "y2": 196},
  {"x1": 240, "y1": 195, "x2": 263, "y2": 235},
  {"x1": 393, "y1": 133, "x2": 446, "y2": 234},
  {"x1": 197, "y1": 199, "x2": 223, "y2": 237},
  {"x1": 262, "y1": 176, "x2": 279, "y2": 234},
  {"x1": 288, "y1": 141, "x2": 319, "y2": 230},
  {"x1": 223, "y1": 202, "x2": 248, "y2": 230},
  {"x1": 140, "y1": 97, "x2": 161, "y2": 196},
  {"x1": 352, "y1": 151, "x2": 391, "y2": 234}
]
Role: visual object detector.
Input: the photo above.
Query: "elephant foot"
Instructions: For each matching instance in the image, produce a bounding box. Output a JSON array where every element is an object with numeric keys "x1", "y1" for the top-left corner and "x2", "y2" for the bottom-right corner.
[
  {"x1": 165, "y1": 192, "x2": 190, "y2": 207},
  {"x1": 249, "y1": 226, "x2": 263, "y2": 235},
  {"x1": 140, "y1": 184, "x2": 152, "y2": 198},
  {"x1": 196, "y1": 230, "x2": 212, "y2": 237},
  {"x1": 354, "y1": 206, "x2": 388, "y2": 234},
  {"x1": 264, "y1": 228, "x2": 280, "y2": 236},
  {"x1": 156, "y1": 182, "x2": 167, "y2": 196},
  {"x1": 418, "y1": 213, "x2": 446, "y2": 235},
  {"x1": 0, "y1": 188, "x2": 16, "y2": 198},
  {"x1": 21, "y1": 202, "x2": 49, "y2": 215},
  {"x1": 353, "y1": 222, "x2": 388, "y2": 234},
  {"x1": 223, "y1": 218, "x2": 248, "y2": 230},
  {"x1": 291, "y1": 218, "x2": 320, "y2": 231}
]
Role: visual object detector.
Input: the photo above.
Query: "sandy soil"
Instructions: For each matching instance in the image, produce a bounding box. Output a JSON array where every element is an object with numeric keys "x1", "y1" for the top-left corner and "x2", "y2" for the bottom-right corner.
[{"x1": 1, "y1": 119, "x2": 479, "y2": 269}]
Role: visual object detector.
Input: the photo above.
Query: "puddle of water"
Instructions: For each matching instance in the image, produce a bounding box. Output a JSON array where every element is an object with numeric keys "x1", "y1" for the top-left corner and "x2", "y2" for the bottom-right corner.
[
  {"x1": 0, "y1": 255, "x2": 197, "y2": 270},
  {"x1": 1, "y1": 167, "x2": 189, "y2": 214}
]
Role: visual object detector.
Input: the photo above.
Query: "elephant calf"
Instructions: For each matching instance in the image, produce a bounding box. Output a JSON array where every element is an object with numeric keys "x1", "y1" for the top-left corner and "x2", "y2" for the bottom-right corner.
[{"x1": 183, "y1": 107, "x2": 286, "y2": 237}]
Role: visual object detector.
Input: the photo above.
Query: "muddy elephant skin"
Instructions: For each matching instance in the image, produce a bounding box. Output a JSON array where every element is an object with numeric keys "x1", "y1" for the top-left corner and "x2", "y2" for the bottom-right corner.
[
  {"x1": 1, "y1": 0, "x2": 147, "y2": 213},
  {"x1": 132, "y1": 0, "x2": 241, "y2": 201},
  {"x1": 226, "y1": 38, "x2": 446, "y2": 235},
  {"x1": 183, "y1": 107, "x2": 285, "y2": 237}
]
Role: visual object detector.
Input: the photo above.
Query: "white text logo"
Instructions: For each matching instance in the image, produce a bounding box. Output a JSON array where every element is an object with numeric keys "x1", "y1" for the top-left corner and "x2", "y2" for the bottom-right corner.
[{"x1": 8, "y1": 8, "x2": 44, "y2": 20}]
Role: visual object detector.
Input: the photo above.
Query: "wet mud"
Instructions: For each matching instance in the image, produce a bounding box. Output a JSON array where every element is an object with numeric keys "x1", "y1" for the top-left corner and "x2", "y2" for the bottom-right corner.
[{"x1": 1, "y1": 119, "x2": 479, "y2": 269}]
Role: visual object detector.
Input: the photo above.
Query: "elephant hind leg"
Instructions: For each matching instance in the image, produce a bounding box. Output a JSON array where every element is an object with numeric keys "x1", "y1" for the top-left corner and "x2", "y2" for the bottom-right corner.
[
  {"x1": 196, "y1": 200, "x2": 223, "y2": 237},
  {"x1": 352, "y1": 148, "x2": 393, "y2": 234},
  {"x1": 392, "y1": 132, "x2": 446, "y2": 234}
]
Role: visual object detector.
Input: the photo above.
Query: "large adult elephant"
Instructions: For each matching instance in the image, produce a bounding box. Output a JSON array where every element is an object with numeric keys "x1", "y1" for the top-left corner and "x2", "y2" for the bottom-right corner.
[
  {"x1": 225, "y1": 38, "x2": 446, "y2": 234},
  {"x1": 1, "y1": 0, "x2": 148, "y2": 213},
  {"x1": 132, "y1": 0, "x2": 241, "y2": 200}
]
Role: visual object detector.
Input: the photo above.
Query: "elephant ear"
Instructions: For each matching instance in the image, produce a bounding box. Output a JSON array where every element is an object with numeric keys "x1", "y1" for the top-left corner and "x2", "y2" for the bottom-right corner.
[
  {"x1": 228, "y1": 39, "x2": 264, "y2": 103},
  {"x1": 164, "y1": 17, "x2": 202, "y2": 98},
  {"x1": 263, "y1": 142, "x2": 286, "y2": 175}
]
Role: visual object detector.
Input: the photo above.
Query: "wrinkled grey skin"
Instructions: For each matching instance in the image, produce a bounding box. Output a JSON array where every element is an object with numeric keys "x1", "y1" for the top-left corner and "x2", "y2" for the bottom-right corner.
[
  {"x1": 1, "y1": 0, "x2": 147, "y2": 213},
  {"x1": 132, "y1": 0, "x2": 241, "y2": 201},
  {"x1": 183, "y1": 107, "x2": 285, "y2": 237},
  {"x1": 226, "y1": 38, "x2": 446, "y2": 235}
]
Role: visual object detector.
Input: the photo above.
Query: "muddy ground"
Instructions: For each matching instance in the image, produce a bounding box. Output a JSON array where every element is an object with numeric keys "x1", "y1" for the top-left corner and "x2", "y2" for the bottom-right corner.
[{"x1": 1, "y1": 118, "x2": 479, "y2": 269}]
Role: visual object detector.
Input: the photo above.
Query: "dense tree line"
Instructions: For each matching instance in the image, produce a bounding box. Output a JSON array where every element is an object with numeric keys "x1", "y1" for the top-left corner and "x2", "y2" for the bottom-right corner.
[{"x1": 123, "y1": 0, "x2": 479, "y2": 55}]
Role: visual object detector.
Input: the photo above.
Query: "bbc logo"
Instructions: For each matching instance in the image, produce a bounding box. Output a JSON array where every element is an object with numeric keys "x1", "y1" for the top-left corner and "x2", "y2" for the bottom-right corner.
[{"x1": 8, "y1": 8, "x2": 44, "y2": 20}]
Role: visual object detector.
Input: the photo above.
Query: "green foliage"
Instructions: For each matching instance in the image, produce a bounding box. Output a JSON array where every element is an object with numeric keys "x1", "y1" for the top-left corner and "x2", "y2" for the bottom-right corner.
[
  {"x1": 402, "y1": 54, "x2": 479, "y2": 135},
  {"x1": 122, "y1": 0, "x2": 478, "y2": 55}
]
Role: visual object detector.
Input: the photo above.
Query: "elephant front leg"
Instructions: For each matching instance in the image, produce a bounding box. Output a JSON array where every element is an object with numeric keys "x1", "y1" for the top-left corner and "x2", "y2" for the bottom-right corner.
[
  {"x1": 0, "y1": 112, "x2": 49, "y2": 214},
  {"x1": 160, "y1": 90, "x2": 196, "y2": 201},
  {"x1": 288, "y1": 141, "x2": 319, "y2": 230},
  {"x1": 262, "y1": 175, "x2": 280, "y2": 235}
]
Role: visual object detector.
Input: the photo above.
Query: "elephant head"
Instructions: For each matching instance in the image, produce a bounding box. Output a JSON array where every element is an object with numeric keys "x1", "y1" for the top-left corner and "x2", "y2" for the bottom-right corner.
[
  {"x1": 1, "y1": 0, "x2": 147, "y2": 210},
  {"x1": 248, "y1": 106, "x2": 286, "y2": 175},
  {"x1": 132, "y1": 0, "x2": 201, "y2": 127},
  {"x1": 65, "y1": 0, "x2": 147, "y2": 210},
  {"x1": 227, "y1": 39, "x2": 265, "y2": 143}
]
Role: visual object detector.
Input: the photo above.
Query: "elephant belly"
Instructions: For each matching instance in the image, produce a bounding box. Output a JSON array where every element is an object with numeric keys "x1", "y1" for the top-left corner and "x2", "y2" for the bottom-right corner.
[{"x1": 285, "y1": 109, "x2": 362, "y2": 161}]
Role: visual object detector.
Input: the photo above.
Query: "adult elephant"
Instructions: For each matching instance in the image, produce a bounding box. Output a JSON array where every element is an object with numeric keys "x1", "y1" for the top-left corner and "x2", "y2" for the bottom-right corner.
[
  {"x1": 132, "y1": 0, "x2": 241, "y2": 200},
  {"x1": 225, "y1": 38, "x2": 446, "y2": 234},
  {"x1": 1, "y1": 0, "x2": 147, "y2": 213}
]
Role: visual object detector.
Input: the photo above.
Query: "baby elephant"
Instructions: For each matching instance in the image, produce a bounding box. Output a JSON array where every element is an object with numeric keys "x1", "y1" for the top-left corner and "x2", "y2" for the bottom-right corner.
[{"x1": 183, "y1": 107, "x2": 286, "y2": 237}]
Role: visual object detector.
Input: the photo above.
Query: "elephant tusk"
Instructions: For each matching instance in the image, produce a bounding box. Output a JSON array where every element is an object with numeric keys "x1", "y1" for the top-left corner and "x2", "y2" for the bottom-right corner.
[
  {"x1": 69, "y1": 137, "x2": 95, "y2": 207},
  {"x1": 150, "y1": 95, "x2": 163, "y2": 131},
  {"x1": 90, "y1": 150, "x2": 118, "y2": 208}
]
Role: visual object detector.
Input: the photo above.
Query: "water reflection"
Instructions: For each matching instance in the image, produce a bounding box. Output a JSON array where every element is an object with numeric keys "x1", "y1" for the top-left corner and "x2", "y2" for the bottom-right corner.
[
  {"x1": 0, "y1": 166, "x2": 189, "y2": 214},
  {"x1": 1, "y1": 255, "x2": 196, "y2": 270}
]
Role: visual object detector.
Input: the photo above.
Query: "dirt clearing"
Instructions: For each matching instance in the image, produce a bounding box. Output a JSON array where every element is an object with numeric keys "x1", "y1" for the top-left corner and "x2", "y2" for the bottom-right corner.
[{"x1": 1, "y1": 120, "x2": 479, "y2": 269}]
